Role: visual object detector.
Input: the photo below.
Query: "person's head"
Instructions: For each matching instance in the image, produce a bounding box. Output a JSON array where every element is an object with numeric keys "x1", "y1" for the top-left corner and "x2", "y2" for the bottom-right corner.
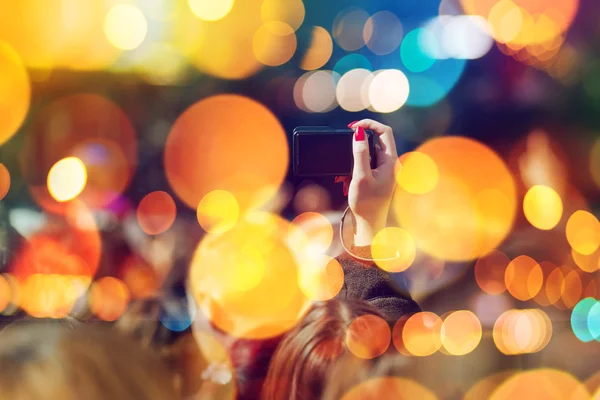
[
  {"x1": 261, "y1": 299, "x2": 385, "y2": 400},
  {"x1": 0, "y1": 320, "x2": 178, "y2": 400}
]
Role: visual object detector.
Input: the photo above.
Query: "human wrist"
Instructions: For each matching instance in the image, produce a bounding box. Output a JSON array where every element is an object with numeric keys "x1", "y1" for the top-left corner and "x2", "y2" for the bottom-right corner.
[{"x1": 353, "y1": 215, "x2": 386, "y2": 246}]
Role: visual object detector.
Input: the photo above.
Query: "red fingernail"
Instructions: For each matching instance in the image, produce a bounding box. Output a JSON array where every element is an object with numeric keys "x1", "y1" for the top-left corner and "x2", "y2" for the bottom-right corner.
[
  {"x1": 348, "y1": 121, "x2": 360, "y2": 128},
  {"x1": 355, "y1": 127, "x2": 365, "y2": 141}
]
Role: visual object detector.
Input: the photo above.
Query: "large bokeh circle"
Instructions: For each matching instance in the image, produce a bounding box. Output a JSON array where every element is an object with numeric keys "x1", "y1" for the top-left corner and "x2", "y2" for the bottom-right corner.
[{"x1": 164, "y1": 95, "x2": 288, "y2": 212}]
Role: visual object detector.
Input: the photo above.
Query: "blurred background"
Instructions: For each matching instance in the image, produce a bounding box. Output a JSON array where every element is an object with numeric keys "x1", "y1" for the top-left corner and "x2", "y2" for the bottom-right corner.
[{"x1": 0, "y1": 0, "x2": 600, "y2": 398}]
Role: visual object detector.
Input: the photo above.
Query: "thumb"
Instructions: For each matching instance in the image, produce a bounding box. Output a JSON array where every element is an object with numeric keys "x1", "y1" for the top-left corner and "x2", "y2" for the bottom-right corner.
[{"x1": 352, "y1": 126, "x2": 372, "y2": 179}]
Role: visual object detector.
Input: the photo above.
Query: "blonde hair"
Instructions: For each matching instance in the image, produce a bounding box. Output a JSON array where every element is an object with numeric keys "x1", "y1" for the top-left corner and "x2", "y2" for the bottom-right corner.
[{"x1": 0, "y1": 320, "x2": 178, "y2": 400}]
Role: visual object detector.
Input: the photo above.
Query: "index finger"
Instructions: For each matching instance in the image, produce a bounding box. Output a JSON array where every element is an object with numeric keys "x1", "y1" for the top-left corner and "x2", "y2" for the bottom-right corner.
[{"x1": 350, "y1": 119, "x2": 397, "y2": 158}]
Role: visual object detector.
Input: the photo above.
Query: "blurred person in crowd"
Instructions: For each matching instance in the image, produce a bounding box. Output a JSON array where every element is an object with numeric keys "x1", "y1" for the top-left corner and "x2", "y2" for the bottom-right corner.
[
  {"x1": 333, "y1": 120, "x2": 420, "y2": 321},
  {"x1": 0, "y1": 320, "x2": 178, "y2": 400},
  {"x1": 261, "y1": 299, "x2": 389, "y2": 400}
]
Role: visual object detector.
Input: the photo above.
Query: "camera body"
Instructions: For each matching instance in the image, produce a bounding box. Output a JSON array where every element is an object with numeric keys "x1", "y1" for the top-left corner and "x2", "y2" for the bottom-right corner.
[{"x1": 292, "y1": 126, "x2": 377, "y2": 177}]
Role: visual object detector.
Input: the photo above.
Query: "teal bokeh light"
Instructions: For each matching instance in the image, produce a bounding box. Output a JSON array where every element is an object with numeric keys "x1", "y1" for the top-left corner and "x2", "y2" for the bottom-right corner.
[
  {"x1": 400, "y1": 28, "x2": 436, "y2": 73},
  {"x1": 333, "y1": 54, "x2": 373, "y2": 78},
  {"x1": 571, "y1": 298, "x2": 599, "y2": 342}
]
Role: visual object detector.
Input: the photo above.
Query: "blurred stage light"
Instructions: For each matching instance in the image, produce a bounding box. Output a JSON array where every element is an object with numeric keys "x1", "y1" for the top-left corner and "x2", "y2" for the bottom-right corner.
[
  {"x1": 301, "y1": 26, "x2": 333, "y2": 71},
  {"x1": 339, "y1": 377, "x2": 438, "y2": 400},
  {"x1": 523, "y1": 185, "x2": 563, "y2": 230},
  {"x1": 333, "y1": 54, "x2": 373, "y2": 78},
  {"x1": 104, "y1": 4, "x2": 148, "y2": 50},
  {"x1": 401, "y1": 29, "x2": 436, "y2": 73},
  {"x1": 261, "y1": 0, "x2": 304, "y2": 32},
  {"x1": 90, "y1": 277, "x2": 131, "y2": 321},
  {"x1": 295, "y1": 70, "x2": 338, "y2": 113},
  {"x1": 372, "y1": 227, "x2": 416, "y2": 273},
  {"x1": 297, "y1": 255, "x2": 343, "y2": 301},
  {"x1": 164, "y1": 95, "x2": 288, "y2": 213},
  {"x1": 137, "y1": 191, "x2": 177, "y2": 235},
  {"x1": 332, "y1": 7, "x2": 370, "y2": 51},
  {"x1": 346, "y1": 314, "x2": 391, "y2": 359},
  {"x1": 336, "y1": 69, "x2": 373, "y2": 112},
  {"x1": 571, "y1": 248, "x2": 600, "y2": 273},
  {"x1": 396, "y1": 312, "x2": 443, "y2": 357},
  {"x1": 441, "y1": 310, "x2": 482, "y2": 356},
  {"x1": 0, "y1": 43, "x2": 30, "y2": 146},
  {"x1": 369, "y1": 69, "x2": 410, "y2": 113},
  {"x1": 504, "y1": 255, "x2": 543, "y2": 301},
  {"x1": 493, "y1": 309, "x2": 552, "y2": 355},
  {"x1": 566, "y1": 211, "x2": 600, "y2": 256},
  {"x1": 196, "y1": 190, "x2": 240, "y2": 235},
  {"x1": 421, "y1": 16, "x2": 494, "y2": 60},
  {"x1": 363, "y1": 11, "x2": 403, "y2": 56},
  {"x1": 393, "y1": 137, "x2": 516, "y2": 262},
  {"x1": 188, "y1": 0, "x2": 234, "y2": 21},
  {"x1": 395, "y1": 152, "x2": 439, "y2": 195},
  {"x1": 475, "y1": 250, "x2": 510, "y2": 295},
  {"x1": 253, "y1": 22, "x2": 297, "y2": 66},
  {"x1": 489, "y1": 369, "x2": 589, "y2": 399},
  {"x1": 0, "y1": 164, "x2": 9, "y2": 201},
  {"x1": 47, "y1": 157, "x2": 87, "y2": 203},
  {"x1": 288, "y1": 212, "x2": 333, "y2": 255}
]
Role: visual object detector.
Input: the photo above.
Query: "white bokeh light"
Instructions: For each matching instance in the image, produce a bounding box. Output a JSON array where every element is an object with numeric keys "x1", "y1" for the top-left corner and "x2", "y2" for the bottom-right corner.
[
  {"x1": 336, "y1": 68, "x2": 373, "y2": 112},
  {"x1": 368, "y1": 69, "x2": 410, "y2": 113}
]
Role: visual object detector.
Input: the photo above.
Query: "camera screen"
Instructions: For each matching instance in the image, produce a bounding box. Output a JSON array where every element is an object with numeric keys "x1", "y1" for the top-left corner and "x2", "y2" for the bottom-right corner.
[{"x1": 296, "y1": 132, "x2": 353, "y2": 176}]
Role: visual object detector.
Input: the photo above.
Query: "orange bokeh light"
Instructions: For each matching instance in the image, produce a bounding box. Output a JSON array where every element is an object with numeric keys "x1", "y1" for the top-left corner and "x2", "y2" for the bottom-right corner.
[
  {"x1": 253, "y1": 22, "x2": 297, "y2": 67},
  {"x1": 393, "y1": 137, "x2": 516, "y2": 262},
  {"x1": 20, "y1": 273, "x2": 89, "y2": 318},
  {"x1": 164, "y1": 95, "x2": 288, "y2": 213},
  {"x1": 0, "y1": 163, "x2": 10, "y2": 200},
  {"x1": 533, "y1": 261, "x2": 560, "y2": 307},
  {"x1": 475, "y1": 250, "x2": 510, "y2": 295},
  {"x1": 566, "y1": 210, "x2": 600, "y2": 256},
  {"x1": 137, "y1": 191, "x2": 177, "y2": 235},
  {"x1": 301, "y1": 26, "x2": 333, "y2": 71},
  {"x1": 571, "y1": 248, "x2": 600, "y2": 273},
  {"x1": 372, "y1": 227, "x2": 416, "y2": 273},
  {"x1": 346, "y1": 314, "x2": 391, "y2": 359},
  {"x1": 504, "y1": 255, "x2": 543, "y2": 301},
  {"x1": 490, "y1": 369, "x2": 589, "y2": 400},
  {"x1": 561, "y1": 269, "x2": 583, "y2": 309},
  {"x1": 400, "y1": 312, "x2": 443, "y2": 357},
  {"x1": 460, "y1": 0, "x2": 579, "y2": 47},
  {"x1": 0, "y1": 43, "x2": 30, "y2": 146},
  {"x1": 21, "y1": 94, "x2": 137, "y2": 214},
  {"x1": 441, "y1": 310, "x2": 482, "y2": 356},
  {"x1": 120, "y1": 256, "x2": 160, "y2": 299},
  {"x1": 493, "y1": 309, "x2": 552, "y2": 355},
  {"x1": 340, "y1": 377, "x2": 438, "y2": 400},
  {"x1": 90, "y1": 277, "x2": 131, "y2": 322},
  {"x1": 189, "y1": 211, "x2": 310, "y2": 339}
]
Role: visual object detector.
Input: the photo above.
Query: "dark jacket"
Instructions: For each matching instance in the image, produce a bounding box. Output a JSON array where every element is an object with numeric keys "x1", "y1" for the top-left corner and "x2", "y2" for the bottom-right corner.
[{"x1": 335, "y1": 246, "x2": 421, "y2": 322}]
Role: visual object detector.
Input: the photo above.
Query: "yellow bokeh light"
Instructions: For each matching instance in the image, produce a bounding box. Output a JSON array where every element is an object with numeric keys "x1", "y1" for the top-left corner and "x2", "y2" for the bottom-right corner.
[
  {"x1": 0, "y1": 163, "x2": 10, "y2": 200},
  {"x1": 401, "y1": 312, "x2": 443, "y2": 357},
  {"x1": 372, "y1": 227, "x2": 416, "y2": 273},
  {"x1": 488, "y1": 1, "x2": 523, "y2": 44},
  {"x1": 253, "y1": 22, "x2": 297, "y2": 67},
  {"x1": 393, "y1": 137, "x2": 516, "y2": 262},
  {"x1": 346, "y1": 314, "x2": 391, "y2": 359},
  {"x1": 261, "y1": 0, "x2": 305, "y2": 32},
  {"x1": 571, "y1": 248, "x2": 600, "y2": 273},
  {"x1": 523, "y1": 185, "x2": 563, "y2": 230},
  {"x1": 340, "y1": 377, "x2": 438, "y2": 400},
  {"x1": 566, "y1": 210, "x2": 600, "y2": 255},
  {"x1": 490, "y1": 369, "x2": 589, "y2": 400},
  {"x1": 189, "y1": 0, "x2": 235, "y2": 21},
  {"x1": 441, "y1": 310, "x2": 482, "y2": 356},
  {"x1": 47, "y1": 157, "x2": 87, "y2": 203},
  {"x1": 104, "y1": 4, "x2": 148, "y2": 51},
  {"x1": 197, "y1": 190, "x2": 240, "y2": 235},
  {"x1": 20, "y1": 274, "x2": 90, "y2": 319},
  {"x1": 395, "y1": 152, "x2": 439, "y2": 194},
  {"x1": 0, "y1": 43, "x2": 30, "y2": 146},
  {"x1": 190, "y1": 211, "x2": 310, "y2": 339},
  {"x1": 297, "y1": 255, "x2": 344, "y2": 301},
  {"x1": 301, "y1": 26, "x2": 333, "y2": 71}
]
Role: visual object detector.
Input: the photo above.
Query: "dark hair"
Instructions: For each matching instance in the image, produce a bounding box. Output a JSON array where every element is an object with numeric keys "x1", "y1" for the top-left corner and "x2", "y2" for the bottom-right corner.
[
  {"x1": 0, "y1": 321, "x2": 178, "y2": 400},
  {"x1": 261, "y1": 299, "x2": 384, "y2": 400}
]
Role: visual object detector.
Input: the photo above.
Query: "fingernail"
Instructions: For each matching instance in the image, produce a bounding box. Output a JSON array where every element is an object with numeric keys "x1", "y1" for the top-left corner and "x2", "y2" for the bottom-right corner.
[
  {"x1": 355, "y1": 126, "x2": 365, "y2": 141},
  {"x1": 348, "y1": 121, "x2": 360, "y2": 128}
]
